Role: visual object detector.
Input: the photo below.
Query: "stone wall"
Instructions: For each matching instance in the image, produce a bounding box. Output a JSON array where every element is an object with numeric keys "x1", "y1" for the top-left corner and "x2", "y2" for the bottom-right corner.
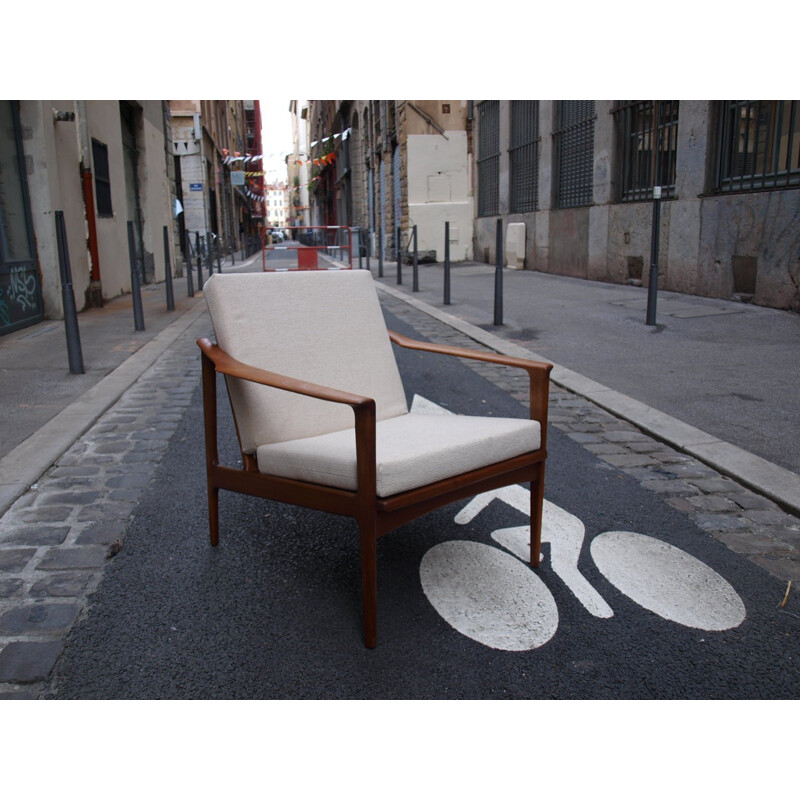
[{"x1": 473, "y1": 100, "x2": 800, "y2": 311}]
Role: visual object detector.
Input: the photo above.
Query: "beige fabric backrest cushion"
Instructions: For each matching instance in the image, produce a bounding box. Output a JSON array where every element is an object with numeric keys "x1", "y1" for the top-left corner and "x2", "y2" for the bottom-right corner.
[{"x1": 204, "y1": 271, "x2": 408, "y2": 453}]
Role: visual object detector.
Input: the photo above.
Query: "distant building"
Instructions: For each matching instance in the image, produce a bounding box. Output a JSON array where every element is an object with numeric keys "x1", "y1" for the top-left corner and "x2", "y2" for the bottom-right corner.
[
  {"x1": 265, "y1": 183, "x2": 288, "y2": 229},
  {"x1": 288, "y1": 100, "x2": 310, "y2": 229},
  {"x1": 302, "y1": 100, "x2": 473, "y2": 263},
  {"x1": 170, "y1": 100, "x2": 264, "y2": 260}
]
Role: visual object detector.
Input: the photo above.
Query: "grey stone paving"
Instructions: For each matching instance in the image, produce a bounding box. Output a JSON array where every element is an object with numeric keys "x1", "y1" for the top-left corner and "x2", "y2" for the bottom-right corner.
[
  {"x1": 1, "y1": 286, "x2": 798, "y2": 698},
  {"x1": 0, "y1": 310, "x2": 210, "y2": 698}
]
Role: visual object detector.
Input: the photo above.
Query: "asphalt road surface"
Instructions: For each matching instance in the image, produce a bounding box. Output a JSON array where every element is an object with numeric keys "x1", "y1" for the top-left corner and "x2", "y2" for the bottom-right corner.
[{"x1": 43, "y1": 309, "x2": 799, "y2": 699}]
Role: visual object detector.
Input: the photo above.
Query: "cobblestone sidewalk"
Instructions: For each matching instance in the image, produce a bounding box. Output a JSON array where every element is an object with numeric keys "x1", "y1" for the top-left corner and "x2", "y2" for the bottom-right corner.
[{"x1": 0, "y1": 311, "x2": 211, "y2": 698}]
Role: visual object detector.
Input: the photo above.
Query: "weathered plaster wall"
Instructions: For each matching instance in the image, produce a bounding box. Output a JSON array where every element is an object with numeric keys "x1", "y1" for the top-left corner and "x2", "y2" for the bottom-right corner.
[{"x1": 406, "y1": 130, "x2": 472, "y2": 261}]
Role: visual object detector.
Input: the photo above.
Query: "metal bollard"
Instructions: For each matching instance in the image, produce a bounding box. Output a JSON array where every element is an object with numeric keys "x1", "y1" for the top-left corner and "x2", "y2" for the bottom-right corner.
[
  {"x1": 378, "y1": 226, "x2": 384, "y2": 278},
  {"x1": 412, "y1": 225, "x2": 419, "y2": 292},
  {"x1": 163, "y1": 226, "x2": 175, "y2": 311},
  {"x1": 127, "y1": 221, "x2": 145, "y2": 331},
  {"x1": 216, "y1": 237, "x2": 222, "y2": 273},
  {"x1": 494, "y1": 218, "x2": 503, "y2": 326},
  {"x1": 396, "y1": 226, "x2": 403, "y2": 285},
  {"x1": 195, "y1": 232, "x2": 203, "y2": 289},
  {"x1": 444, "y1": 221, "x2": 451, "y2": 305},
  {"x1": 646, "y1": 186, "x2": 662, "y2": 326},
  {"x1": 54, "y1": 211, "x2": 85, "y2": 374},
  {"x1": 185, "y1": 231, "x2": 194, "y2": 297}
]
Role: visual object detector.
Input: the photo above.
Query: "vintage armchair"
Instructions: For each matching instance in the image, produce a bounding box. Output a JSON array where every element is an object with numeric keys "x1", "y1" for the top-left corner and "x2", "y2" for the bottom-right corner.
[{"x1": 198, "y1": 270, "x2": 552, "y2": 647}]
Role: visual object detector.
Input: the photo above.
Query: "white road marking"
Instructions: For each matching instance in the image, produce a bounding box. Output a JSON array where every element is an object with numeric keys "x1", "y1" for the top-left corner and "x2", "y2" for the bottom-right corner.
[
  {"x1": 590, "y1": 531, "x2": 746, "y2": 631},
  {"x1": 420, "y1": 541, "x2": 559, "y2": 651},
  {"x1": 409, "y1": 394, "x2": 746, "y2": 647}
]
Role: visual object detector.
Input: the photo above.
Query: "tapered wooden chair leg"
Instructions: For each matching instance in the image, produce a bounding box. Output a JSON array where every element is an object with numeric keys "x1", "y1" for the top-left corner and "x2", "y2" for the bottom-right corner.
[
  {"x1": 359, "y1": 524, "x2": 378, "y2": 648},
  {"x1": 208, "y1": 483, "x2": 220, "y2": 547},
  {"x1": 530, "y1": 466, "x2": 545, "y2": 568}
]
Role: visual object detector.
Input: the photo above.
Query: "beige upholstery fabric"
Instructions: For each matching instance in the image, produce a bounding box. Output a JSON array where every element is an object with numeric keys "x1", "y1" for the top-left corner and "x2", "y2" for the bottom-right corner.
[
  {"x1": 204, "y1": 271, "x2": 408, "y2": 453},
  {"x1": 256, "y1": 411, "x2": 541, "y2": 497}
]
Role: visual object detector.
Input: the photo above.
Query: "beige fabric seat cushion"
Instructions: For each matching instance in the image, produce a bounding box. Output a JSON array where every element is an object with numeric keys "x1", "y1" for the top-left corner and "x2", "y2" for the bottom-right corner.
[
  {"x1": 203, "y1": 271, "x2": 408, "y2": 454},
  {"x1": 256, "y1": 411, "x2": 541, "y2": 498}
]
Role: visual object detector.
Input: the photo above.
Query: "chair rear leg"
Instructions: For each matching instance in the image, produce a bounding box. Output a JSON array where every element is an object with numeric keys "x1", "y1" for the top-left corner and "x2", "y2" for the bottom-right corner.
[
  {"x1": 358, "y1": 521, "x2": 378, "y2": 648},
  {"x1": 208, "y1": 482, "x2": 219, "y2": 546},
  {"x1": 530, "y1": 465, "x2": 545, "y2": 568}
]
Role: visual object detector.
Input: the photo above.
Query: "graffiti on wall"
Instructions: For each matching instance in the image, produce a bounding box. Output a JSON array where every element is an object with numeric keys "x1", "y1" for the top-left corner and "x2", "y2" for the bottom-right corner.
[{"x1": 0, "y1": 263, "x2": 43, "y2": 336}]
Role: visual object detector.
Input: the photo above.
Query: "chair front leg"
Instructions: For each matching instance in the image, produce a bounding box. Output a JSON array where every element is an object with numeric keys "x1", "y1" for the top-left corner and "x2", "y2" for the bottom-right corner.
[
  {"x1": 201, "y1": 350, "x2": 221, "y2": 547},
  {"x1": 353, "y1": 400, "x2": 378, "y2": 647},
  {"x1": 530, "y1": 463, "x2": 545, "y2": 568},
  {"x1": 358, "y1": 516, "x2": 379, "y2": 649}
]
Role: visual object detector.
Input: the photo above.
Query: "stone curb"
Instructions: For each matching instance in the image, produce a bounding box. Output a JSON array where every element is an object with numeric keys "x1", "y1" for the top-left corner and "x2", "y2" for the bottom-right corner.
[
  {"x1": 0, "y1": 300, "x2": 208, "y2": 519},
  {"x1": 375, "y1": 281, "x2": 800, "y2": 517}
]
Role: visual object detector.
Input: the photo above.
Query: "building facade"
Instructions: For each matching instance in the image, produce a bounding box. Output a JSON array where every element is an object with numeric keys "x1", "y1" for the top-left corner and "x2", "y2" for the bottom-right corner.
[
  {"x1": 474, "y1": 100, "x2": 800, "y2": 311},
  {"x1": 301, "y1": 100, "x2": 473, "y2": 264},
  {"x1": 265, "y1": 183, "x2": 288, "y2": 229},
  {"x1": 1, "y1": 99, "x2": 266, "y2": 338},
  {"x1": 170, "y1": 100, "x2": 264, "y2": 261},
  {"x1": 1, "y1": 100, "x2": 176, "y2": 336},
  {"x1": 288, "y1": 100, "x2": 311, "y2": 230},
  {"x1": 300, "y1": 99, "x2": 799, "y2": 311}
]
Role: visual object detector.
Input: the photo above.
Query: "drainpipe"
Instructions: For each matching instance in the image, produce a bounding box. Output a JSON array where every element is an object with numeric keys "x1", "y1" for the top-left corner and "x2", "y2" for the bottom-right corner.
[{"x1": 75, "y1": 100, "x2": 103, "y2": 307}]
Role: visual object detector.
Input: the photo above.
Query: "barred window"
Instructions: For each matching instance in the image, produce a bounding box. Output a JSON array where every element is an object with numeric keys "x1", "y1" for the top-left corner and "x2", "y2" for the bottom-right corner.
[
  {"x1": 715, "y1": 100, "x2": 800, "y2": 192},
  {"x1": 477, "y1": 100, "x2": 500, "y2": 217},
  {"x1": 510, "y1": 101, "x2": 539, "y2": 213},
  {"x1": 614, "y1": 101, "x2": 679, "y2": 201},
  {"x1": 553, "y1": 101, "x2": 595, "y2": 208}
]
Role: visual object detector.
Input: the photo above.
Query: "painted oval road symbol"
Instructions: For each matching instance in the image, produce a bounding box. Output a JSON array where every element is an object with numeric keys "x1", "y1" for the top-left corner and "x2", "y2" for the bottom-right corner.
[
  {"x1": 590, "y1": 531, "x2": 746, "y2": 631},
  {"x1": 420, "y1": 540, "x2": 559, "y2": 651}
]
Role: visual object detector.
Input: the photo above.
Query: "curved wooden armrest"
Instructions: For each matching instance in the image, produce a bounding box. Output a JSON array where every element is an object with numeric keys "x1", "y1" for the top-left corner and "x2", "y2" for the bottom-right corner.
[
  {"x1": 387, "y1": 330, "x2": 552, "y2": 429},
  {"x1": 388, "y1": 330, "x2": 552, "y2": 378},
  {"x1": 197, "y1": 337, "x2": 375, "y2": 411},
  {"x1": 197, "y1": 337, "x2": 377, "y2": 498}
]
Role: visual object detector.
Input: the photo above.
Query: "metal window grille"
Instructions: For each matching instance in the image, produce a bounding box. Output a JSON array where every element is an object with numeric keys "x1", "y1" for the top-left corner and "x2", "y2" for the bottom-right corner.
[
  {"x1": 510, "y1": 100, "x2": 539, "y2": 213},
  {"x1": 716, "y1": 100, "x2": 800, "y2": 192},
  {"x1": 477, "y1": 100, "x2": 500, "y2": 217},
  {"x1": 614, "y1": 101, "x2": 679, "y2": 201},
  {"x1": 91, "y1": 139, "x2": 113, "y2": 217},
  {"x1": 553, "y1": 101, "x2": 595, "y2": 209}
]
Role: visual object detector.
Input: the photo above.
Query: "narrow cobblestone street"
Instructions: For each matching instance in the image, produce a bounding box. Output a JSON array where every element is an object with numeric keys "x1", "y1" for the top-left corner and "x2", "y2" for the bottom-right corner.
[{"x1": 2, "y1": 282, "x2": 798, "y2": 697}]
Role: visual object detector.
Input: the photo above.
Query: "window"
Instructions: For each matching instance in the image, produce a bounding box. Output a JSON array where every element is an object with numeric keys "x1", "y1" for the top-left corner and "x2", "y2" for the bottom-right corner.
[
  {"x1": 614, "y1": 101, "x2": 679, "y2": 201},
  {"x1": 715, "y1": 100, "x2": 800, "y2": 192},
  {"x1": 92, "y1": 139, "x2": 112, "y2": 217},
  {"x1": 477, "y1": 100, "x2": 500, "y2": 217},
  {"x1": 509, "y1": 101, "x2": 539, "y2": 213},
  {"x1": 553, "y1": 101, "x2": 595, "y2": 209}
]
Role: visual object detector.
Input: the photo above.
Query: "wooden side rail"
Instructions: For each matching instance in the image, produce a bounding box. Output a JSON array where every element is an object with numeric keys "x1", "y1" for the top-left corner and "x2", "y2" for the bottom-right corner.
[{"x1": 387, "y1": 329, "x2": 553, "y2": 444}]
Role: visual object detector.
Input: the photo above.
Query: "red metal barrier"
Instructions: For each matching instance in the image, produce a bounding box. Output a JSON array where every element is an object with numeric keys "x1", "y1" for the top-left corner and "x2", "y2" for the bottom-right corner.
[{"x1": 263, "y1": 226, "x2": 353, "y2": 271}]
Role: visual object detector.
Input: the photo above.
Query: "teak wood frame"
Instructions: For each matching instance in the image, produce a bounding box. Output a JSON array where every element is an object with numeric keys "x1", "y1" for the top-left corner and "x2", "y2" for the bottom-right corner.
[{"x1": 198, "y1": 330, "x2": 552, "y2": 648}]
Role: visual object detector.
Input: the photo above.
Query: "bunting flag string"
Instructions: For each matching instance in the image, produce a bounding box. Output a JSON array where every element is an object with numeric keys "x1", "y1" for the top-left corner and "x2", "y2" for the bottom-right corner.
[
  {"x1": 222, "y1": 150, "x2": 265, "y2": 166},
  {"x1": 289, "y1": 152, "x2": 338, "y2": 168},
  {"x1": 309, "y1": 127, "x2": 351, "y2": 149}
]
